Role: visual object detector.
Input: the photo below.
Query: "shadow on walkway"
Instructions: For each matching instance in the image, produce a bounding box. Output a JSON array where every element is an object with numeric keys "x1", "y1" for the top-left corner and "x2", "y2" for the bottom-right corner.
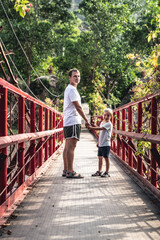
[{"x1": 1, "y1": 128, "x2": 160, "y2": 240}]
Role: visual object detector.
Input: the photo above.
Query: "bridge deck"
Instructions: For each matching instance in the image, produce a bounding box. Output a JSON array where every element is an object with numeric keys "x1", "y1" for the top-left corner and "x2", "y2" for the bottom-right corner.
[{"x1": 1, "y1": 128, "x2": 160, "y2": 240}]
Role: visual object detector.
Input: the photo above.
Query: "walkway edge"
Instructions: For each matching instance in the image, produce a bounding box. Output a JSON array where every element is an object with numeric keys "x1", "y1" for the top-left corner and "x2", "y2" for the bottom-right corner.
[
  {"x1": 111, "y1": 151, "x2": 160, "y2": 201},
  {"x1": 0, "y1": 145, "x2": 63, "y2": 226}
]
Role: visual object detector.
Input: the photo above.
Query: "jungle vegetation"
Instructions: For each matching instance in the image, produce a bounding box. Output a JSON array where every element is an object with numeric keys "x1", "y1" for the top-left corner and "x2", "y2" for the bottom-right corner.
[{"x1": 0, "y1": 0, "x2": 160, "y2": 114}]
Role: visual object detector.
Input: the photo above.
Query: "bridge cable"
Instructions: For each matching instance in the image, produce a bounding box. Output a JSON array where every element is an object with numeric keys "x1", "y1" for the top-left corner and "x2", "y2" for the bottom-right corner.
[
  {"x1": 0, "y1": 0, "x2": 62, "y2": 98},
  {"x1": 0, "y1": 38, "x2": 41, "y2": 100}
]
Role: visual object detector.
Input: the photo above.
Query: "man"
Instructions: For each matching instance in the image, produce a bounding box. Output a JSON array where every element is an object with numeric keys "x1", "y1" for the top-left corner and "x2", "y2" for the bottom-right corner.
[{"x1": 63, "y1": 68, "x2": 90, "y2": 178}]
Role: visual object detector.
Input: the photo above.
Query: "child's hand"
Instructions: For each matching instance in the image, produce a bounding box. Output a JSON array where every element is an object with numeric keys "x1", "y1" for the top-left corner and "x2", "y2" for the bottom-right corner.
[
  {"x1": 87, "y1": 125, "x2": 92, "y2": 129},
  {"x1": 96, "y1": 143, "x2": 99, "y2": 147}
]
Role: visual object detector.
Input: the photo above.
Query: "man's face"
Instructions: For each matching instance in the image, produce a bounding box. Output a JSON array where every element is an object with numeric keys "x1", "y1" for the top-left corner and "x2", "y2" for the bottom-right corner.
[{"x1": 69, "y1": 71, "x2": 80, "y2": 86}]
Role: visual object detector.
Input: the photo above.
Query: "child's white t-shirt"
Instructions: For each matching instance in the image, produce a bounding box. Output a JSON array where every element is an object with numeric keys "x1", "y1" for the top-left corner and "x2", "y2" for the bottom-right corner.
[
  {"x1": 63, "y1": 84, "x2": 81, "y2": 127},
  {"x1": 99, "y1": 121, "x2": 113, "y2": 147}
]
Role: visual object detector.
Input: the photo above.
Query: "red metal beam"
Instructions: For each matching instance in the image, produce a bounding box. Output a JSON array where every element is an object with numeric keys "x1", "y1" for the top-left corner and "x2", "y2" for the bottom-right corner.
[
  {"x1": 122, "y1": 109, "x2": 126, "y2": 162},
  {"x1": 113, "y1": 129, "x2": 160, "y2": 144},
  {"x1": 151, "y1": 97, "x2": 157, "y2": 186},
  {"x1": 39, "y1": 106, "x2": 43, "y2": 167},
  {"x1": 53, "y1": 112, "x2": 56, "y2": 153},
  {"x1": 18, "y1": 96, "x2": 25, "y2": 186},
  {"x1": 137, "y1": 102, "x2": 143, "y2": 175},
  {"x1": 0, "y1": 129, "x2": 63, "y2": 149},
  {"x1": 128, "y1": 106, "x2": 133, "y2": 167},
  {"x1": 0, "y1": 87, "x2": 7, "y2": 204},
  {"x1": 113, "y1": 89, "x2": 160, "y2": 112},
  {"x1": 45, "y1": 109, "x2": 49, "y2": 161},
  {"x1": 0, "y1": 78, "x2": 60, "y2": 114},
  {"x1": 49, "y1": 111, "x2": 53, "y2": 157},
  {"x1": 117, "y1": 111, "x2": 121, "y2": 157},
  {"x1": 30, "y1": 102, "x2": 35, "y2": 174}
]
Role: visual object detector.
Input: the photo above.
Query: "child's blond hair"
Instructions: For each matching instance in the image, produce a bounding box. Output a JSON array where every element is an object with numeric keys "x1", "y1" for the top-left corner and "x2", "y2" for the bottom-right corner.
[{"x1": 103, "y1": 108, "x2": 113, "y2": 116}]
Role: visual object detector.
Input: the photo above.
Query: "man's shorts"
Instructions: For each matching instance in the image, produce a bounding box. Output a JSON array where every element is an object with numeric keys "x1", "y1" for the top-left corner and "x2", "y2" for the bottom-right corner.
[
  {"x1": 98, "y1": 146, "x2": 110, "y2": 158},
  {"x1": 63, "y1": 124, "x2": 81, "y2": 141}
]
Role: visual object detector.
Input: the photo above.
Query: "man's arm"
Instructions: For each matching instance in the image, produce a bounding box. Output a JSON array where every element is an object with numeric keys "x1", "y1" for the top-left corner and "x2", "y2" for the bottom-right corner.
[{"x1": 73, "y1": 101, "x2": 90, "y2": 126}]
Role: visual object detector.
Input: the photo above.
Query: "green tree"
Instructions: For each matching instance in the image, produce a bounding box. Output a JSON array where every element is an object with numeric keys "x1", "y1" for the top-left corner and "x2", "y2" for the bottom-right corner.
[{"x1": 0, "y1": 0, "x2": 72, "y2": 92}]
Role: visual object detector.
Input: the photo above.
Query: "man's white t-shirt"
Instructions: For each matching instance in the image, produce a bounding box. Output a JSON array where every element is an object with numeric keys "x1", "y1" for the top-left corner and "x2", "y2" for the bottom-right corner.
[
  {"x1": 99, "y1": 121, "x2": 113, "y2": 147},
  {"x1": 63, "y1": 84, "x2": 81, "y2": 127}
]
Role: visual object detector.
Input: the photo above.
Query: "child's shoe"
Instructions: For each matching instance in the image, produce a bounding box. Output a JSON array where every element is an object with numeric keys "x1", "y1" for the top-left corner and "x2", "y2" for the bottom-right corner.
[
  {"x1": 101, "y1": 171, "x2": 110, "y2": 177},
  {"x1": 91, "y1": 171, "x2": 103, "y2": 177}
]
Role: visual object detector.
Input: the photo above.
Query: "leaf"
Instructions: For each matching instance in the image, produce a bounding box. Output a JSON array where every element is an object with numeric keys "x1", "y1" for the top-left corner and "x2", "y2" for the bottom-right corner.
[
  {"x1": 151, "y1": 18, "x2": 155, "y2": 25},
  {"x1": 153, "y1": 55, "x2": 158, "y2": 67},
  {"x1": 148, "y1": 34, "x2": 152, "y2": 42},
  {"x1": 152, "y1": 32, "x2": 157, "y2": 39},
  {"x1": 157, "y1": 56, "x2": 160, "y2": 65},
  {"x1": 19, "y1": 9, "x2": 25, "y2": 18}
]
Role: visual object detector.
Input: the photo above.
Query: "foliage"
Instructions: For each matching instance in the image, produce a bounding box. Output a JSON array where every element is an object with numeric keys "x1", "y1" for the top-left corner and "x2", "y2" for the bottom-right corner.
[
  {"x1": 13, "y1": 0, "x2": 33, "y2": 17},
  {"x1": 130, "y1": 11, "x2": 160, "y2": 101},
  {"x1": 1, "y1": 0, "x2": 160, "y2": 113}
]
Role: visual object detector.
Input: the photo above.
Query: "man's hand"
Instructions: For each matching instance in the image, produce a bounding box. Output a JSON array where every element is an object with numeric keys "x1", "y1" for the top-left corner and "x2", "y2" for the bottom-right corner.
[{"x1": 85, "y1": 121, "x2": 90, "y2": 128}]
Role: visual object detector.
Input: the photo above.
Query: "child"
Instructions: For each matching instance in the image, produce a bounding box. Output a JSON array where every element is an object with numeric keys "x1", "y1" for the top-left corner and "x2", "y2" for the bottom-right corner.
[{"x1": 88, "y1": 108, "x2": 113, "y2": 177}]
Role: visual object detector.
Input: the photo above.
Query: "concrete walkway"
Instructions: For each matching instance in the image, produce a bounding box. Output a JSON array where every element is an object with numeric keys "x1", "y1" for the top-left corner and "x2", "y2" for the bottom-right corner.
[{"x1": 1, "y1": 128, "x2": 160, "y2": 240}]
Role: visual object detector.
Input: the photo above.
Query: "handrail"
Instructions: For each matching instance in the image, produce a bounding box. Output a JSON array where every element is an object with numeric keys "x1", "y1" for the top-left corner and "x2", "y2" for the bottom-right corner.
[
  {"x1": 0, "y1": 77, "x2": 60, "y2": 113},
  {"x1": 113, "y1": 130, "x2": 160, "y2": 144},
  {"x1": 114, "y1": 89, "x2": 160, "y2": 111},
  {"x1": 0, "y1": 128, "x2": 63, "y2": 149}
]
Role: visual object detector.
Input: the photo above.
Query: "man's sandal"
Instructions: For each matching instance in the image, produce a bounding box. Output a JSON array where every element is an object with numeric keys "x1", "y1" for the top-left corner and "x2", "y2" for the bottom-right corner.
[
  {"x1": 62, "y1": 170, "x2": 68, "y2": 177},
  {"x1": 66, "y1": 171, "x2": 84, "y2": 179},
  {"x1": 91, "y1": 171, "x2": 103, "y2": 177}
]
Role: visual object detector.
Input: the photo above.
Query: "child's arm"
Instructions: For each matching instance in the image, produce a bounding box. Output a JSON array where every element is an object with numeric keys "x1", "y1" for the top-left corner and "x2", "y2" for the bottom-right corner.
[{"x1": 88, "y1": 125, "x2": 105, "y2": 130}]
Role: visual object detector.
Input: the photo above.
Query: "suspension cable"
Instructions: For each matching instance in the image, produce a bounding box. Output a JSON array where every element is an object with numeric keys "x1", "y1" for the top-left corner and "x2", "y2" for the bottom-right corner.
[
  {"x1": 0, "y1": 38, "x2": 41, "y2": 100},
  {"x1": 0, "y1": 0, "x2": 62, "y2": 98}
]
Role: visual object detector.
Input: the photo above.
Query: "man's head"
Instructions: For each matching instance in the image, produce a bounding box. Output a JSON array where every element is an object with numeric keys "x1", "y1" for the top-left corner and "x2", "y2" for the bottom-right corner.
[{"x1": 68, "y1": 68, "x2": 80, "y2": 86}]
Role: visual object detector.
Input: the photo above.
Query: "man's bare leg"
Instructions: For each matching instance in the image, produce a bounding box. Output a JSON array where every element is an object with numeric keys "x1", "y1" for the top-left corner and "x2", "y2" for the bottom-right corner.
[
  {"x1": 98, "y1": 156, "x2": 103, "y2": 172},
  {"x1": 63, "y1": 140, "x2": 69, "y2": 171},
  {"x1": 66, "y1": 138, "x2": 78, "y2": 173}
]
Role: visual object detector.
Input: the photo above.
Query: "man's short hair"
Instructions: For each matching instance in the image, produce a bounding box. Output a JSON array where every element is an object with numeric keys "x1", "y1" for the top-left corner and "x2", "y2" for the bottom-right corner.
[{"x1": 68, "y1": 68, "x2": 79, "y2": 77}]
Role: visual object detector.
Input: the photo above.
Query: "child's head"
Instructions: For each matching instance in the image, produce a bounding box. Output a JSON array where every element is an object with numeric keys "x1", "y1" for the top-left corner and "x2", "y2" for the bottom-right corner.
[{"x1": 103, "y1": 108, "x2": 113, "y2": 120}]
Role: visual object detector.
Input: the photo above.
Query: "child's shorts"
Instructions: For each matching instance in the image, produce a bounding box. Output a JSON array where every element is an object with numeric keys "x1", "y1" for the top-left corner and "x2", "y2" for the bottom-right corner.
[{"x1": 98, "y1": 146, "x2": 110, "y2": 158}]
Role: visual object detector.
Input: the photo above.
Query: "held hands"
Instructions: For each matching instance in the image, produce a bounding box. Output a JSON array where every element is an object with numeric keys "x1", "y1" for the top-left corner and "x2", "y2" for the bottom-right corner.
[{"x1": 85, "y1": 121, "x2": 91, "y2": 129}]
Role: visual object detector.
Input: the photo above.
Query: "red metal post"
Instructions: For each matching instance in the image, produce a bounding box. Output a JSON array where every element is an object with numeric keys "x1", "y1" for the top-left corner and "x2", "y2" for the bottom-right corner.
[
  {"x1": 45, "y1": 109, "x2": 49, "y2": 161},
  {"x1": 113, "y1": 113, "x2": 116, "y2": 153},
  {"x1": 53, "y1": 111, "x2": 56, "y2": 153},
  {"x1": 0, "y1": 87, "x2": 7, "y2": 204},
  {"x1": 111, "y1": 115, "x2": 113, "y2": 150},
  {"x1": 122, "y1": 109, "x2": 126, "y2": 162},
  {"x1": 56, "y1": 112, "x2": 58, "y2": 150},
  {"x1": 128, "y1": 106, "x2": 133, "y2": 167},
  {"x1": 30, "y1": 102, "x2": 35, "y2": 174},
  {"x1": 137, "y1": 102, "x2": 143, "y2": 175},
  {"x1": 151, "y1": 97, "x2": 157, "y2": 186},
  {"x1": 49, "y1": 111, "x2": 53, "y2": 157},
  {"x1": 117, "y1": 111, "x2": 121, "y2": 157},
  {"x1": 39, "y1": 106, "x2": 43, "y2": 166},
  {"x1": 18, "y1": 96, "x2": 25, "y2": 186}
]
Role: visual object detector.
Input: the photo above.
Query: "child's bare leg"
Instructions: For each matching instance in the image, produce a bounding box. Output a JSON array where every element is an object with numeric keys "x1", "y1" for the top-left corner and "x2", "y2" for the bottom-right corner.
[
  {"x1": 98, "y1": 156, "x2": 103, "y2": 172},
  {"x1": 104, "y1": 157, "x2": 110, "y2": 173}
]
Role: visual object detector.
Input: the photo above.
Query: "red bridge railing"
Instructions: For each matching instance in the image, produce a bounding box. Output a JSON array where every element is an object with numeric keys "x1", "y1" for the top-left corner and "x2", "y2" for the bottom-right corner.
[
  {"x1": 0, "y1": 78, "x2": 64, "y2": 217},
  {"x1": 91, "y1": 90, "x2": 160, "y2": 198}
]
